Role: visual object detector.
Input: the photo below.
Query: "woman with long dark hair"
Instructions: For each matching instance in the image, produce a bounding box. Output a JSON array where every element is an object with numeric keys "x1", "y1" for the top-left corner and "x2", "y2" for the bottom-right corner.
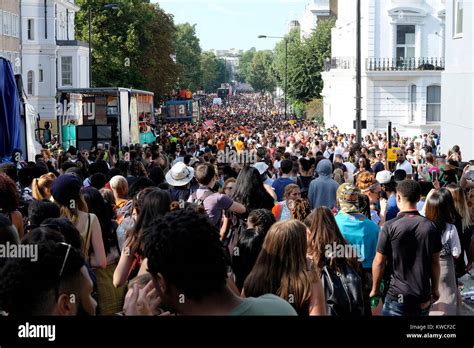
[
  {"x1": 231, "y1": 209, "x2": 276, "y2": 290},
  {"x1": 224, "y1": 166, "x2": 275, "y2": 252},
  {"x1": 304, "y1": 207, "x2": 365, "y2": 316},
  {"x1": 113, "y1": 188, "x2": 171, "y2": 288},
  {"x1": 425, "y1": 188, "x2": 461, "y2": 315}
]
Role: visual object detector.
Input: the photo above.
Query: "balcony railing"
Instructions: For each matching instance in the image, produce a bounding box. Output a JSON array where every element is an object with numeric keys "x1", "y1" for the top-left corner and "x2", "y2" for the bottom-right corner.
[
  {"x1": 366, "y1": 57, "x2": 445, "y2": 71},
  {"x1": 323, "y1": 57, "x2": 355, "y2": 71}
]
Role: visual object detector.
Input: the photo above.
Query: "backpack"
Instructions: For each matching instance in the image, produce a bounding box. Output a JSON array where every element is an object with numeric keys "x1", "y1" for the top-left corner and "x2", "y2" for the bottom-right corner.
[
  {"x1": 191, "y1": 190, "x2": 214, "y2": 207},
  {"x1": 225, "y1": 212, "x2": 248, "y2": 255},
  {"x1": 320, "y1": 259, "x2": 365, "y2": 316},
  {"x1": 297, "y1": 176, "x2": 310, "y2": 199}
]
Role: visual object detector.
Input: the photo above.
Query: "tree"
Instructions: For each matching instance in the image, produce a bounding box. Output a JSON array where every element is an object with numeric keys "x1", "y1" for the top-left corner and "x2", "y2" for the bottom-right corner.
[
  {"x1": 273, "y1": 19, "x2": 335, "y2": 104},
  {"x1": 248, "y1": 50, "x2": 277, "y2": 93},
  {"x1": 235, "y1": 48, "x2": 256, "y2": 83},
  {"x1": 200, "y1": 51, "x2": 226, "y2": 92},
  {"x1": 75, "y1": 0, "x2": 179, "y2": 102},
  {"x1": 174, "y1": 23, "x2": 202, "y2": 91}
]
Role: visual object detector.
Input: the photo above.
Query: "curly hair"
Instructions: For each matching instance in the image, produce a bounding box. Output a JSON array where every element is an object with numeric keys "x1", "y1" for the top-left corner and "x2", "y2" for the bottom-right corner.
[
  {"x1": 0, "y1": 236, "x2": 84, "y2": 315},
  {"x1": 0, "y1": 173, "x2": 19, "y2": 213},
  {"x1": 356, "y1": 171, "x2": 376, "y2": 191},
  {"x1": 144, "y1": 209, "x2": 229, "y2": 300},
  {"x1": 290, "y1": 198, "x2": 312, "y2": 222}
]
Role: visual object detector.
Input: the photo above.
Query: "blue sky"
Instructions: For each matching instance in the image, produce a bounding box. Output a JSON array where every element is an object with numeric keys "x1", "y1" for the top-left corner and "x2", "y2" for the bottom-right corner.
[{"x1": 152, "y1": 0, "x2": 308, "y2": 52}]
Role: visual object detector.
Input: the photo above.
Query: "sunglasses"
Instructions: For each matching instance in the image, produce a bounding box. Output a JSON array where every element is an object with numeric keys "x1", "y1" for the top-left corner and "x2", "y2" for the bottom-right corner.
[{"x1": 58, "y1": 242, "x2": 72, "y2": 279}]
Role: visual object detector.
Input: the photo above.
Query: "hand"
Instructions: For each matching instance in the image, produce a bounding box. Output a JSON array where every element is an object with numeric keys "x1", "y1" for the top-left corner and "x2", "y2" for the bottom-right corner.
[
  {"x1": 379, "y1": 198, "x2": 388, "y2": 214},
  {"x1": 431, "y1": 288, "x2": 440, "y2": 303},
  {"x1": 466, "y1": 262, "x2": 473, "y2": 273},
  {"x1": 369, "y1": 289, "x2": 382, "y2": 299},
  {"x1": 433, "y1": 176, "x2": 441, "y2": 190},
  {"x1": 123, "y1": 281, "x2": 161, "y2": 316}
]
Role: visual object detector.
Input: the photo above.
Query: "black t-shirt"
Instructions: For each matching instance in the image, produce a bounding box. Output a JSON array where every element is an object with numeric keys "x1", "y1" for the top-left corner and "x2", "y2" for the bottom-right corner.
[{"x1": 377, "y1": 211, "x2": 442, "y2": 305}]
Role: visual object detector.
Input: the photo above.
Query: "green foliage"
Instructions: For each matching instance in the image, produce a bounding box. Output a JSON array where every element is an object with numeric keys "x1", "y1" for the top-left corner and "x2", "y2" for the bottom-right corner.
[
  {"x1": 75, "y1": 0, "x2": 179, "y2": 102},
  {"x1": 274, "y1": 19, "x2": 335, "y2": 104},
  {"x1": 247, "y1": 50, "x2": 277, "y2": 93},
  {"x1": 235, "y1": 47, "x2": 256, "y2": 83},
  {"x1": 174, "y1": 23, "x2": 202, "y2": 91},
  {"x1": 305, "y1": 98, "x2": 324, "y2": 124},
  {"x1": 200, "y1": 52, "x2": 231, "y2": 92}
]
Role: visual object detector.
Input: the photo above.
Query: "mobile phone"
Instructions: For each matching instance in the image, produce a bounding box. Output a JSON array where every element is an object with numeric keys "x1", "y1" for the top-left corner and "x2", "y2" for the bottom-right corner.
[
  {"x1": 432, "y1": 171, "x2": 438, "y2": 182},
  {"x1": 105, "y1": 143, "x2": 109, "y2": 150}
]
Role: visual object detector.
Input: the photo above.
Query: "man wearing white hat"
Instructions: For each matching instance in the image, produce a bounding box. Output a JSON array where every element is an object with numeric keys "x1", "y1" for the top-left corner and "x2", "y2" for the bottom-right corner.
[{"x1": 166, "y1": 162, "x2": 195, "y2": 202}]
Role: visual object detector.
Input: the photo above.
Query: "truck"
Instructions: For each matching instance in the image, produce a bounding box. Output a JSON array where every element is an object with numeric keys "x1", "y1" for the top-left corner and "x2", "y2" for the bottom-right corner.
[
  {"x1": 161, "y1": 98, "x2": 200, "y2": 123},
  {"x1": 0, "y1": 57, "x2": 42, "y2": 163},
  {"x1": 56, "y1": 88, "x2": 155, "y2": 150}
]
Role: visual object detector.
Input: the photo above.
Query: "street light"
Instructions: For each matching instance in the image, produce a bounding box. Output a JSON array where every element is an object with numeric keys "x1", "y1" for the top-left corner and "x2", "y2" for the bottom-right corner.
[
  {"x1": 258, "y1": 34, "x2": 288, "y2": 119},
  {"x1": 88, "y1": 3, "x2": 119, "y2": 88}
]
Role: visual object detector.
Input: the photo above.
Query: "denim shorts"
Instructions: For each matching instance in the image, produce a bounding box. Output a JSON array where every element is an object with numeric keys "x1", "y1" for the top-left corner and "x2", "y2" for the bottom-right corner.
[{"x1": 381, "y1": 298, "x2": 430, "y2": 316}]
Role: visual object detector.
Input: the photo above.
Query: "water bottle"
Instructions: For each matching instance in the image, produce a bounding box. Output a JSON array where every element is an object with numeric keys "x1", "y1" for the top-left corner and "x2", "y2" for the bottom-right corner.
[{"x1": 370, "y1": 280, "x2": 385, "y2": 308}]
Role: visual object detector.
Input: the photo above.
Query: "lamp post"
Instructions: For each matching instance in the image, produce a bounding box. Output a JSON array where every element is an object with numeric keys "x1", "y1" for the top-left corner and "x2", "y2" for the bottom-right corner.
[
  {"x1": 355, "y1": 0, "x2": 362, "y2": 144},
  {"x1": 88, "y1": 3, "x2": 119, "y2": 88},
  {"x1": 258, "y1": 35, "x2": 288, "y2": 119}
]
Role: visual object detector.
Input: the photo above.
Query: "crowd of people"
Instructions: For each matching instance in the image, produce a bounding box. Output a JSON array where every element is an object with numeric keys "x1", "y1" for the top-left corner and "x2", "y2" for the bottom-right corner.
[{"x1": 0, "y1": 93, "x2": 473, "y2": 316}]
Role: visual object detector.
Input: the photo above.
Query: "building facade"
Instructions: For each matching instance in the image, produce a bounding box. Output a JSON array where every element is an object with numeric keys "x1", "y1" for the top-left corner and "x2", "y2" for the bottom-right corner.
[
  {"x1": 322, "y1": 0, "x2": 445, "y2": 136},
  {"x1": 21, "y1": 0, "x2": 89, "y2": 122},
  {"x1": 441, "y1": 0, "x2": 473, "y2": 160},
  {"x1": 0, "y1": 0, "x2": 21, "y2": 73},
  {"x1": 300, "y1": 0, "x2": 337, "y2": 39}
]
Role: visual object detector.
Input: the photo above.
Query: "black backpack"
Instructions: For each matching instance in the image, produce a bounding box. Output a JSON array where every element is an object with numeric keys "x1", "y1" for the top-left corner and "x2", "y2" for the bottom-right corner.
[{"x1": 321, "y1": 259, "x2": 365, "y2": 316}]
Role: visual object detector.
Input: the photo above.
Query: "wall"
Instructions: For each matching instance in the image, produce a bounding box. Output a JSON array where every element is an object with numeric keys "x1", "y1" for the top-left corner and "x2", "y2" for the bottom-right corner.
[{"x1": 441, "y1": 0, "x2": 474, "y2": 160}]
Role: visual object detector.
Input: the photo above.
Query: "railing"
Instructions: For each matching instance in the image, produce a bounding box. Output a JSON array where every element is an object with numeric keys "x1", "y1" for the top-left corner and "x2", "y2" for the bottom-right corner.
[
  {"x1": 323, "y1": 57, "x2": 355, "y2": 71},
  {"x1": 366, "y1": 57, "x2": 445, "y2": 71}
]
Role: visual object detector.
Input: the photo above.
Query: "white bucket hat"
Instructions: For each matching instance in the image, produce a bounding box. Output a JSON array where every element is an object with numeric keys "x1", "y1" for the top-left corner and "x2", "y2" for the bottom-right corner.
[{"x1": 165, "y1": 162, "x2": 194, "y2": 187}]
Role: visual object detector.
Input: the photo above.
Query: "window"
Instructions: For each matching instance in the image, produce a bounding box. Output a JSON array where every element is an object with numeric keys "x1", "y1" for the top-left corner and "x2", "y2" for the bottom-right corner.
[
  {"x1": 27, "y1": 19, "x2": 34, "y2": 40},
  {"x1": 426, "y1": 85, "x2": 441, "y2": 122},
  {"x1": 3, "y1": 11, "x2": 11, "y2": 36},
  {"x1": 39, "y1": 69, "x2": 44, "y2": 82},
  {"x1": 61, "y1": 56, "x2": 73, "y2": 86},
  {"x1": 454, "y1": 0, "x2": 463, "y2": 37},
  {"x1": 27, "y1": 71, "x2": 34, "y2": 96},
  {"x1": 410, "y1": 85, "x2": 417, "y2": 122},
  {"x1": 396, "y1": 25, "x2": 416, "y2": 65}
]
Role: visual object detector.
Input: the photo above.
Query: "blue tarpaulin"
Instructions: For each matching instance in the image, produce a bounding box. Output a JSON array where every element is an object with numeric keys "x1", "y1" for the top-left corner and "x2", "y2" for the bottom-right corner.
[{"x1": 0, "y1": 58, "x2": 21, "y2": 162}]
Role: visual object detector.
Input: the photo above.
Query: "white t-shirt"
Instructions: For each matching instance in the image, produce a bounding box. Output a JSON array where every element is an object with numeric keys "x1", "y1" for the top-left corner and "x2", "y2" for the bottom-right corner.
[
  {"x1": 441, "y1": 223, "x2": 461, "y2": 258},
  {"x1": 396, "y1": 160, "x2": 413, "y2": 175}
]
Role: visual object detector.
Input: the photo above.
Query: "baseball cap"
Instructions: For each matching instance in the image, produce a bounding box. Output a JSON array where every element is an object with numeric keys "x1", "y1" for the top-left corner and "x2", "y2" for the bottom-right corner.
[{"x1": 375, "y1": 170, "x2": 393, "y2": 185}]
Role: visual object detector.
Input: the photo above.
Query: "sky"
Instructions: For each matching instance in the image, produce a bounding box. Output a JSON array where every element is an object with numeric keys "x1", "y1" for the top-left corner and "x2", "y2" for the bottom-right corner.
[{"x1": 152, "y1": 0, "x2": 309, "y2": 52}]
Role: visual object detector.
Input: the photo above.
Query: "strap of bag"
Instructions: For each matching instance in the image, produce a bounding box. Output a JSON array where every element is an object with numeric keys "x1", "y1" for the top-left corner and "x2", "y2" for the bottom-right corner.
[{"x1": 83, "y1": 214, "x2": 92, "y2": 263}]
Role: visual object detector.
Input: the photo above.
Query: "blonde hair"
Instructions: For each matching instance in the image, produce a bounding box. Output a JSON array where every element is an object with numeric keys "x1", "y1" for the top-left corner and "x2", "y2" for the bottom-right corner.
[
  {"x1": 58, "y1": 192, "x2": 88, "y2": 225},
  {"x1": 446, "y1": 184, "x2": 471, "y2": 230},
  {"x1": 284, "y1": 184, "x2": 300, "y2": 201},
  {"x1": 31, "y1": 173, "x2": 56, "y2": 201}
]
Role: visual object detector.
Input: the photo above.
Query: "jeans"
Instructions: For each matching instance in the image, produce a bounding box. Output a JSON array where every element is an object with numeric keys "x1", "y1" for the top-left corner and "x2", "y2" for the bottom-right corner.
[{"x1": 382, "y1": 298, "x2": 430, "y2": 316}]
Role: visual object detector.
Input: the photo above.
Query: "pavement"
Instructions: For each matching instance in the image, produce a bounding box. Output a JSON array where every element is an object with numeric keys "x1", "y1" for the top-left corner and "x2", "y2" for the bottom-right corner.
[{"x1": 459, "y1": 274, "x2": 474, "y2": 315}]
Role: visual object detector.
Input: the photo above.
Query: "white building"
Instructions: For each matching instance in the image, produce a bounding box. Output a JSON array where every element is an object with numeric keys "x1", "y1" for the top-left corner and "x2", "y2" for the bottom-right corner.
[
  {"x1": 1, "y1": 0, "x2": 21, "y2": 73},
  {"x1": 322, "y1": 0, "x2": 446, "y2": 136},
  {"x1": 441, "y1": 0, "x2": 473, "y2": 160},
  {"x1": 21, "y1": 0, "x2": 89, "y2": 123},
  {"x1": 300, "y1": 0, "x2": 335, "y2": 39}
]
